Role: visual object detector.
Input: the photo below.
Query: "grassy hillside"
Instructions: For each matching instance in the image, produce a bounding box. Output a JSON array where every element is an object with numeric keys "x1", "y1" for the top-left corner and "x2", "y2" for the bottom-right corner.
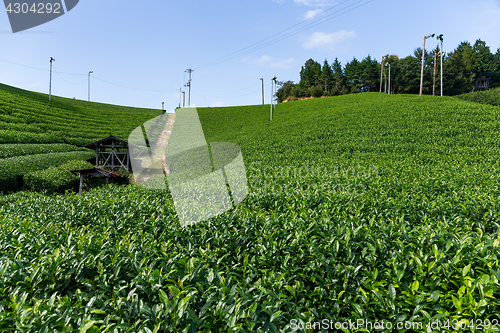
[
  {"x1": 0, "y1": 83, "x2": 163, "y2": 146},
  {"x1": 0, "y1": 83, "x2": 163, "y2": 193},
  {"x1": 457, "y1": 86, "x2": 500, "y2": 106},
  {"x1": 1, "y1": 93, "x2": 500, "y2": 331}
]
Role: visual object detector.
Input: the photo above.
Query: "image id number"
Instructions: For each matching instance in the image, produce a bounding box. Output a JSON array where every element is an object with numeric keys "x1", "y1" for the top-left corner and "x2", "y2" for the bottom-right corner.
[{"x1": 6, "y1": 3, "x2": 61, "y2": 14}]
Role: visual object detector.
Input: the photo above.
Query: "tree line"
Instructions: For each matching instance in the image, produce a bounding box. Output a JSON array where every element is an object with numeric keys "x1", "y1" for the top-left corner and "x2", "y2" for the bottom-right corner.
[{"x1": 276, "y1": 39, "x2": 500, "y2": 103}]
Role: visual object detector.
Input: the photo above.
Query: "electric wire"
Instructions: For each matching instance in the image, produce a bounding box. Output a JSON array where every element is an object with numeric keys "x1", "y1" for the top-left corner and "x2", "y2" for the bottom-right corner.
[{"x1": 197, "y1": 0, "x2": 374, "y2": 71}]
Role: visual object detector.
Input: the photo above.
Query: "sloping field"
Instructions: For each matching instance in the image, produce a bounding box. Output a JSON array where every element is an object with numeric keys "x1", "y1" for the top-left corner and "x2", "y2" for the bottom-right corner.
[
  {"x1": 0, "y1": 83, "x2": 163, "y2": 146},
  {"x1": 457, "y1": 86, "x2": 500, "y2": 107},
  {"x1": 1, "y1": 93, "x2": 500, "y2": 331},
  {"x1": 0, "y1": 84, "x2": 163, "y2": 193}
]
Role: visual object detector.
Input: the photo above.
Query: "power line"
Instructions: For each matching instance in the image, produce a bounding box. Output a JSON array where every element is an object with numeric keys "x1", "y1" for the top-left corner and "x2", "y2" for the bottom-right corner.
[
  {"x1": 0, "y1": 57, "x2": 180, "y2": 93},
  {"x1": 54, "y1": 70, "x2": 87, "y2": 85},
  {"x1": 197, "y1": 0, "x2": 373, "y2": 71},
  {"x1": 197, "y1": 0, "x2": 354, "y2": 70},
  {"x1": 91, "y1": 76, "x2": 176, "y2": 92}
]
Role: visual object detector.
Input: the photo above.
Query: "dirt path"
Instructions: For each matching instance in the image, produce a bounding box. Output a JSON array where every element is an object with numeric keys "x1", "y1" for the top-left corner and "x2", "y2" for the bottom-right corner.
[{"x1": 154, "y1": 113, "x2": 175, "y2": 175}]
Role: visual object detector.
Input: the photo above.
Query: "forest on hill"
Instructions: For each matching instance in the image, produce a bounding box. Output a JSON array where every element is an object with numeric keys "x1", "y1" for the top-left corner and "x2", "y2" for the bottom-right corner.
[{"x1": 276, "y1": 39, "x2": 500, "y2": 102}]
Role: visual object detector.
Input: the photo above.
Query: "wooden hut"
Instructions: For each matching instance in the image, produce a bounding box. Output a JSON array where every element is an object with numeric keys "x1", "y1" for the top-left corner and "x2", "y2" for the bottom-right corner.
[
  {"x1": 69, "y1": 167, "x2": 123, "y2": 195},
  {"x1": 474, "y1": 78, "x2": 490, "y2": 91},
  {"x1": 84, "y1": 135, "x2": 132, "y2": 171}
]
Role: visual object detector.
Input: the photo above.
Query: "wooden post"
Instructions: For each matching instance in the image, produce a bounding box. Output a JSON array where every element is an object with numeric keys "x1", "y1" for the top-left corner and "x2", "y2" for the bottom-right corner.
[
  {"x1": 432, "y1": 53, "x2": 437, "y2": 96},
  {"x1": 433, "y1": 52, "x2": 438, "y2": 97},
  {"x1": 95, "y1": 148, "x2": 99, "y2": 167},
  {"x1": 111, "y1": 140, "x2": 115, "y2": 170},
  {"x1": 79, "y1": 173, "x2": 84, "y2": 195},
  {"x1": 126, "y1": 147, "x2": 130, "y2": 171}
]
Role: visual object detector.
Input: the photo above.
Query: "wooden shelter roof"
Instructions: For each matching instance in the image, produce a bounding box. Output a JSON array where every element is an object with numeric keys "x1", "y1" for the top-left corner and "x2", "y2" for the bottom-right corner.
[{"x1": 83, "y1": 135, "x2": 130, "y2": 148}]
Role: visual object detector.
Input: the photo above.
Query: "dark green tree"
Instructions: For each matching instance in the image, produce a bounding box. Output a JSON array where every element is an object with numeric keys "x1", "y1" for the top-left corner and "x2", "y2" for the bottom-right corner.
[
  {"x1": 320, "y1": 59, "x2": 334, "y2": 94},
  {"x1": 493, "y1": 47, "x2": 500, "y2": 87},
  {"x1": 444, "y1": 41, "x2": 476, "y2": 95},
  {"x1": 331, "y1": 58, "x2": 346, "y2": 95},
  {"x1": 344, "y1": 57, "x2": 361, "y2": 93},
  {"x1": 393, "y1": 53, "x2": 420, "y2": 94},
  {"x1": 473, "y1": 39, "x2": 497, "y2": 75},
  {"x1": 300, "y1": 59, "x2": 322, "y2": 88},
  {"x1": 359, "y1": 55, "x2": 380, "y2": 92},
  {"x1": 276, "y1": 80, "x2": 295, "y2": 103}
]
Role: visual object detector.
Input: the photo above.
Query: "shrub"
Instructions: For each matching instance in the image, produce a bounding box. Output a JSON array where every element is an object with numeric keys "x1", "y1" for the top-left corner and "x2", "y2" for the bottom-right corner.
[
  {"x1": 0, "y1": 150, "x2": 94, "y2": 192},
  {"x1": 0, "y1": 143, "x2": 88, "y2": 159},
  {"x1": 456, "y1": 87, "x2": 500, "y2": 106},
  {"x1": 291, "y1": 85, "x2": 306, "y2": 98},
  {"x1": 308, "y1": 85, "x2": 324, "y2": 98},
  {"x1": 24, "y1": 160, "x2": 94, "y2": 193}
]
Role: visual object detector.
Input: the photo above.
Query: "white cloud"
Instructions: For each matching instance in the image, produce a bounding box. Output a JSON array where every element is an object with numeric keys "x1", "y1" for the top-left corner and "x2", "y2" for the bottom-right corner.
[
  {"x1": 304, "y1": 9, "x2": 323, "y2": 19},
  {"x1": 272, "y1": 0, "x2": 285, "y2": 4},
  {"x1": 210, "y1": 101, "x2": 225, "y2": 107},
  {"x1": 243, "y1": 55, "x2": 272, "y2": 66},
  {"x1": 303, "y1": 30, "x2": 356, "y2": 49},
  {"x1": 270, "y1": 58, "x2": 295, "y2": 69},
  {"x1": 294, "y1": 0, "x2": 335, "y2": 7},
  {"x1": 243, "y1": 55, "x2": 294, "y2": 68}
]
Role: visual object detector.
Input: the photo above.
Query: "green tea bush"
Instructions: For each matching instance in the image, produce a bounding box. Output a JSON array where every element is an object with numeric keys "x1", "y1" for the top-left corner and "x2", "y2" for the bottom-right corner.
[
  {"x1": 0, "y1": 143, "x2": 88, "y2": 159},
  {"x1": 0, "y1": 83, "x2": 163, "y2": 146},
  {"x1": 0, "y1": 150, "x2": 95, "y2": 192},
  {"x1": 457, "y1": 87, "x2": 500, "y2": 106},
  {"x1": 24, "y1": 160, "x2": 94, "y2": 193},
  {"x1": 2, "y1": 93, "x2": 500, "y2": 331},
  {"x1": 0, "y1": 129, "x2": 63, "y2": 144}
]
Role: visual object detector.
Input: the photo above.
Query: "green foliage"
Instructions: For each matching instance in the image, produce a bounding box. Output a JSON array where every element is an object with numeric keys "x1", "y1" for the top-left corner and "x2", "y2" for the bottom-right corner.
[
  {"x1": 2, "y1": 94, "x2": 500, "y2": 330},
  {"x1": 24, "y1": 160, "x2": 94, "y2": 193},
  {"x1": 276, "y1": 38, "x2": 500, "y2": 102},
  {"x1": 320, "y1": 59, "x2": 333, "y2": 94},
  {"x1": 299, "y1": 59, "x2": 322, "y2": 88},
  {"x1": 0, "y1": 143, "x2": 88, "y2": 159},
  {"x1": 0, "y1": 83, "x2": 163, "y2": 146},
  {"x1": 456, "y1": 86, "x2": 500, "y2": 106},
  {"x1": 308, "y1": 85, "x2": 323, "y2": 98},
  {"x1": 276, "y1": 81, "x2": 295, "y2": 103},
  {"x1": 0, "y1": 150, "x2": 95, "y2": 193},
  {"x1": 444, "y1": 41, "x2": 477, "y2": 95}
]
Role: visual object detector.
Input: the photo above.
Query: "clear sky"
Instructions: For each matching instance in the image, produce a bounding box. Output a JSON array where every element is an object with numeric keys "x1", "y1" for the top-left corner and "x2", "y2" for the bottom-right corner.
[{"x1": 1, "y1": 0, "x2": 499, "y2": 111}]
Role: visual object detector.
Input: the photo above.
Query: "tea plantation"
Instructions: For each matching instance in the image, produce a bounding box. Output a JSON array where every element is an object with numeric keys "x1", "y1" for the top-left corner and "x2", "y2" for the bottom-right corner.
[
  {"x1": 0, "y1": 84, "x2": 163, "y2": 193},
  {"x1": 1, "y1": 90, "x2": 500, "y2": 332}
]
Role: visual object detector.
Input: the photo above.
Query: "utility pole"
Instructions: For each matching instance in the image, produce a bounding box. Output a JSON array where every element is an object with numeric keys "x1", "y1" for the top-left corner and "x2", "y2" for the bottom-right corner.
[
  {"x1": 162, "y1": 102, "x2": 165, "y2": 111},
  {"x1": 385, "y1": 63, "x2": 391, "y2": 94},
  {"x1": 437, "y1": 34, "x2": 444, "y2": 96},
  {"x1": 270, "y1": 76, "x2": 277, "y2": 121},
  {"x1": 433, "y1": 52, "x2": 438, "y2": 96},
  {"x1": 379, "y1": 54, "x2": 388, "y2": 93},
  {"x1": 420, "y1": 33, "x2": 435, "y2": 96},
  {"x1": 261, "y1": 78, "x2": 265, "y2": 105},
  {"x1": 88, "y1": 71, "x2": 93, "y2": 102},
  {"x1": 182, "y1": 91, "x2": 185, "y2": 108},
  {"x1": 179, "y1": 88, "x2": 182, "y2": 108},
  {"x1": 49, "y1": 57, "x2": 55, "y2": 101},
  {"x1": 270, "y1": 78, "x2": 273, "y2": 121},
  {"x1": 385, "y1": 73, "x2": 387, "y2": 94},
  {"x1": 185, "y1": 67, "x2": 193, "y2": 106}
]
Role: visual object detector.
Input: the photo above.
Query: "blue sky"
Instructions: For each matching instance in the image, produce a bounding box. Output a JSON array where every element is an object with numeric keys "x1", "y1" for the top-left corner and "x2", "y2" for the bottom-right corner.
[{"x1": 1, "y1": 0, "x2": 499, "y2": 110}]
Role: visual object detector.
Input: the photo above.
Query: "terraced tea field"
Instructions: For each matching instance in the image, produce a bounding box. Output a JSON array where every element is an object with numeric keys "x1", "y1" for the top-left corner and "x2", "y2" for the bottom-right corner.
[
  {"x1": 0, "y1": 83, "x2": 162, "y2": 146},
  {"x1": 1, "y1": 90, "x2": 500, "y2": 332},
  {"x1": 0, "y1": 84, "x2": 163, "y2": 193}
]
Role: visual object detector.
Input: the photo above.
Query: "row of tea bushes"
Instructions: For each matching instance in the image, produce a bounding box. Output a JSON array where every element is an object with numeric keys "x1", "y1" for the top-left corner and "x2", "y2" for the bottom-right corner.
[
  {"x1": 23, "y1": 160, "x2": 94, "y2": 193},
  {"x1": 0, "y1": 150, "x2": 95, "y2": 193},
  {"x1": 0, "y1": 143, "x2": 88, "y2": 159}
]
